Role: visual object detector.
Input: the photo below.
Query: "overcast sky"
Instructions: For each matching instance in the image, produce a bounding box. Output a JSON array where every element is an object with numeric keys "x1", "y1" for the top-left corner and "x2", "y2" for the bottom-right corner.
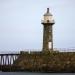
[{"x1": 0, "y1": 0, "x2": 75, "y2": 52}]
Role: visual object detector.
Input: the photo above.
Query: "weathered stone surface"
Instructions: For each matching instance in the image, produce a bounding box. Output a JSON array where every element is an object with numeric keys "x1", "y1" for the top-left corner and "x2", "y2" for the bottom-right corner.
[{"x1": 13, "y1": 51, "x2": 75, "y2": 72}]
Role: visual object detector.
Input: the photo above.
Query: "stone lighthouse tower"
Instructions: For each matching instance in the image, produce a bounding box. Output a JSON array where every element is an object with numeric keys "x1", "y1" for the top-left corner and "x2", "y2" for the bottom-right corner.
[{"x1": 41, "y1": 8, "x2": 55, "y2": 52}]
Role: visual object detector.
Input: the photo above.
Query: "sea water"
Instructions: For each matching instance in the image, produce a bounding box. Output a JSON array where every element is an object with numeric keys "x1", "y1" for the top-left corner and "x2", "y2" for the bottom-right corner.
[{"x1": 0, "y1": 72, "x2": 75, "y2": 75}]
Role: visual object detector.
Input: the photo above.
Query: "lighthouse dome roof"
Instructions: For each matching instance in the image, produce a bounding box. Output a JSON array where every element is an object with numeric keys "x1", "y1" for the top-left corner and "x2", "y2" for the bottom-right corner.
[{"x1": 44, "y1": 8, "x2": 52, "y2": 16}]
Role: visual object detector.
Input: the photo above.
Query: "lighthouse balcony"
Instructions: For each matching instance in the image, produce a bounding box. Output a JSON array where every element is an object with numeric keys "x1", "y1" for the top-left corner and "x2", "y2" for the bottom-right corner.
[{"x1": 41, "y1": 20, "x2": 55, "y2": 24}]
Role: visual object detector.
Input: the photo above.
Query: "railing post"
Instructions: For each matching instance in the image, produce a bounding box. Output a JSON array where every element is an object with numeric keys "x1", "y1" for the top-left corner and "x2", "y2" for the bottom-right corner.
[
  {"x1": 0, "y1": 55, "x2": 1, "y2": 65},
  {"x1": 2, "y1": 56, "x2": 5, "y2": 65},
  {"x1": 8, "y1": 55, "x2": 10, "y2": 65},
  {"x1": 5, "y1": 55, "x2": 8, "y2": 65}
]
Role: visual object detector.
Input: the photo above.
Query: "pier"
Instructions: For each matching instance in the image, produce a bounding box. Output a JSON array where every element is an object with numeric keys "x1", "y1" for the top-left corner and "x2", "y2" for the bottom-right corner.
[{"x1": 0, "y1": 53, "x2": 20, "y2": 71}]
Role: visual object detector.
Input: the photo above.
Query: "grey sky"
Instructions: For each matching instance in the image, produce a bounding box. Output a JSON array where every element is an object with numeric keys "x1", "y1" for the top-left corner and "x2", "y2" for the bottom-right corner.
[{"x1": 0, "y1": 0, "x2": 75, "y2": 52}]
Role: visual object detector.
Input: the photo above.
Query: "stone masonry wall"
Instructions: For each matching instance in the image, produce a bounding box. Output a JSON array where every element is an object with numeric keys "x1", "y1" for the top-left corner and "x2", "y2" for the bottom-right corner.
[{"x1": 13, "y1": 52, "x2": 75, "y2": 72}]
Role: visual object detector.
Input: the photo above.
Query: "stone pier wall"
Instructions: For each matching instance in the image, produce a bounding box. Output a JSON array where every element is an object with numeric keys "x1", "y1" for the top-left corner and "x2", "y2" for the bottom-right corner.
[{"x1": 13, "y1": 51, "x2": 75, "y2": 72}]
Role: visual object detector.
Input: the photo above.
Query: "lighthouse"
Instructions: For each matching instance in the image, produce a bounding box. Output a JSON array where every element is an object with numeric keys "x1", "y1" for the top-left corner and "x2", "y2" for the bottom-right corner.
[{"x1": 41, "y1": 8, "x2": 55, "y2": 52}]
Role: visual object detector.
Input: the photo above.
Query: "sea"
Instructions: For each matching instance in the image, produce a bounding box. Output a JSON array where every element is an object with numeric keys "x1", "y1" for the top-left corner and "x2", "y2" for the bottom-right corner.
[{"x1": 0, "y1": 72, "x2": 75, "y2": 75}]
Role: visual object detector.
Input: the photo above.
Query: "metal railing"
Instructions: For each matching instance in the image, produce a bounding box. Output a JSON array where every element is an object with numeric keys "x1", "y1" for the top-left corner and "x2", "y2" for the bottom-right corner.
[
  {"x1": 0, "y1": 48, "x2": 75, "y2": 54},
  {"x1": 53, "y1": 48, "x2": 75, "y2": 52}
]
